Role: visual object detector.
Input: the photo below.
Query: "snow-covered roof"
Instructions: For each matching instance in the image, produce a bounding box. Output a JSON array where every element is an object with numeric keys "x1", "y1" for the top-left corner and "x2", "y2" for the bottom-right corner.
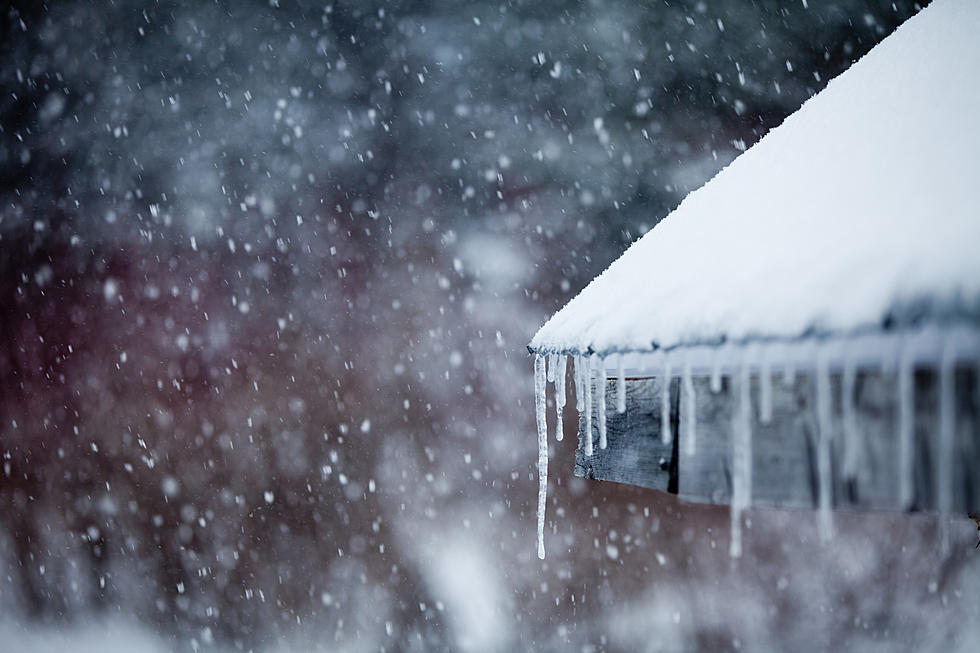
[{"x1": 530, "y1": 0, "x2": 980, "y2": 357}]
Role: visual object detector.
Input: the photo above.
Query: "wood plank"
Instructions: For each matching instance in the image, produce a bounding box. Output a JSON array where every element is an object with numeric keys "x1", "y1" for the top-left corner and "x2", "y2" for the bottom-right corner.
[{"x1": 573, "y1": 377, "x2": 675, "y2": 492}]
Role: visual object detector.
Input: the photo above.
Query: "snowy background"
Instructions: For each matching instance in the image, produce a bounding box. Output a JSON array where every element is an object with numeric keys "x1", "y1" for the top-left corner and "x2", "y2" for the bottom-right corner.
[{"x1": 2, "y1": 1, "x2": 978, "y2": 651}]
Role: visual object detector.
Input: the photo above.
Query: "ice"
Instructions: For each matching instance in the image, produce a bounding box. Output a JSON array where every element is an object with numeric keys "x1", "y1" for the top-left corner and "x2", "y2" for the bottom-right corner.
[
  {"x1": 547, "y1": 353, "x2": 557, "y2": 383},
  {"x1": 574, "y1": 355, "x2": 585, "y2": 412},
  {"x1": 584, "y1": 355, "x2": 594, "y2": 457},
  {"x1": 661, "y1": 357, "x2": 672, "y2": 445},
  {"x1": 897, "y1": 345, "x2": 914, "y2": 509},
  {"x1": 783, "y1": 358, "x2": 796, "y2": 387},
  {"x1": 738, "y1": 364, "x2": 753, "y2": 508},
  {"x1": 759, "y1": 349, "x2": 773, "y2": 424},
  {"x1": 729, "y1": 363, "x2": 752, "y2": 558},
  {"x1": 937, "y1": 342, "x2": 955, "y2": 554},
  {"x1": 841, "y1": 355, "x2": 860, "y2": 482},
  {"x1": 815, "y1": 350, "x2": 834, "y2": 541},
  {"x1": 683, "y1": 357, "x2": 696, "y2": 455},
  {"x1": 616, "y1": 354, "x2": 626, "y2": 413},
  {"x1": 554, "y1": 355, "x2": 567, "y2": 442},
  {"x1": 710, "y1": 347, "x2": 723, "y2": 393},
  {"x1": 533, "y1": 354, "x2": 548, "y2": 560},
  {"x1": 596, "y1": 356, "x2": 608, "y2": 449}
]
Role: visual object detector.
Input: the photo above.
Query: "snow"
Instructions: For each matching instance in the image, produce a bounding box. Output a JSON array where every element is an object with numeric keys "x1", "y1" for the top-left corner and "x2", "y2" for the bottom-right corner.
[
  {"x1": 423, "y1": 534, "x2": 509, "y2": 652},
  {"x1": 529, "y1": 0, "x2": 980, "y2": 358},
  {"x1": 0, "y1": 620, "x2": 174, "y2": 653}
]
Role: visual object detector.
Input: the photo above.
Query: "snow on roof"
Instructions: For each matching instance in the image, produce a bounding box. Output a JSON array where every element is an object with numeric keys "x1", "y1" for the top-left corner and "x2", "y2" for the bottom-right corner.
[{"x1": 530, "y1": 0, "x2": 980, "y2": 356}]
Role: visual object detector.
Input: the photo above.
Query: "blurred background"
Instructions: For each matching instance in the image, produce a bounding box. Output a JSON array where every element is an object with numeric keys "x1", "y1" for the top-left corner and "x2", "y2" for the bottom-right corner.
[{"x1": 2, "y1": 1, "x2": 978, "y2": 651}]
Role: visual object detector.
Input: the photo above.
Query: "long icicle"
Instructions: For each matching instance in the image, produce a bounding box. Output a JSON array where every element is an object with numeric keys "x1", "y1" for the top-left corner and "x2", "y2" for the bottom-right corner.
[
  {"x1": 898, "y1": 343, "x2": 914, "y2": 510},
  {"x1": 730, "y1": 362, "x2": 752, "y2": 558},
  {"x1": 683, "y1": 355, "x2": 696, "y2": 456},
  {"x1": 710, "y1": 347, "x2": 723, "y2": 393},
  {"x1": 783, "y1": 347, "x2": 796, "y2": 388},
  {"x1": 616, "y1": 354, "x2": 626, "y2": 413},
  {"x1": 597, "y1": 355, "x2": 608, "y2": 449},
  {"x1": 661, "y1": 356, "x2": 673, "y2": 445},
  {"x1": 816, "y1": 349, "x2": 834, "y2": 542},
  {"x1": 938, "y1": 341, "x2": 955, "y2": 555},
  {"x1": 841, "y1": 354, "x2": 859, "y2": 484},
  {"x1": 584, "y1": 355, "x2": 594, "y2": 457},
  {"x1": 759, "y1": 347, "x2": 773, "y2": 424},
  {"x1": 554, "y1": 355, "x2": 566, "y2": 442},
  {"x1": 574, "y1": 355, "x2": 585, "y2": 412},
  {"x1": 533, "y1": 354, "x2": 548, "y2": 560}
]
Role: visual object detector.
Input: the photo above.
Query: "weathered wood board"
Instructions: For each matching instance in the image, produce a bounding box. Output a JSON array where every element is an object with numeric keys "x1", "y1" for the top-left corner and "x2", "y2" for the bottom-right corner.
[
  {"x1": 573, "y1": 378, "x2": 676, "y2": 493},
  {"x1": 574, "y1": 369, "x2": 980, "y2": 514}
]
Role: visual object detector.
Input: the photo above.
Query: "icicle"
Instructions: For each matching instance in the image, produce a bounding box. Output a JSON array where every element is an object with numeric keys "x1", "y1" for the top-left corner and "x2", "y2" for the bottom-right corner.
[
  {"x1": 897, "y1": 345, "x2": 914, "y2": 510},
  {"x1": 596, "y1": 356, "x2": 608, "y2": 449},
  {"x1": 533, "y1": 355, "x2": 548, "y2": 560},
  {"x1": 729, "y1": 505, "x2": 743, "y2": 559},
  {"x1": 841, "y1": 354, "x2": 860, "y2": 483},
  {"x1": 616, "y1": 354, "x2": 626, "y2": 414},
  {"x1": 584, "y1": 355, "x2": 594, "y2": 457},
  {"x1": 574, "y1": 355, "x2": 585, "y2": 412},
  {"x1": 554, "y1": 355, "x2": 566, "y2": 442},
  {"x1": 661, "y1": 357, "x2": 672, "y2": 445},
  {"x1": 729, "y1": 363, "x2": 752, "y2": 558},
  {"x1": 546, "y1": 353, "x2": 556, "y2": 384},
  {"x1": 937, "y1": 342, "x2": 955, "y2": 555},
  {"x1": 783, "y1": 349, "x2": 796, "y2": 387},
  {"x1": 815, "y1": 350, "x2": 834, "y2": 542},
  {"x1": 759, "y1": 349, "x2": 773, "y2": 424},
  {"x1": 683, "y1": 356, "x2": 696, "y2": 455},
  {"x1": 710, "y1": 347, "x2": 723, "y2": 393}
]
